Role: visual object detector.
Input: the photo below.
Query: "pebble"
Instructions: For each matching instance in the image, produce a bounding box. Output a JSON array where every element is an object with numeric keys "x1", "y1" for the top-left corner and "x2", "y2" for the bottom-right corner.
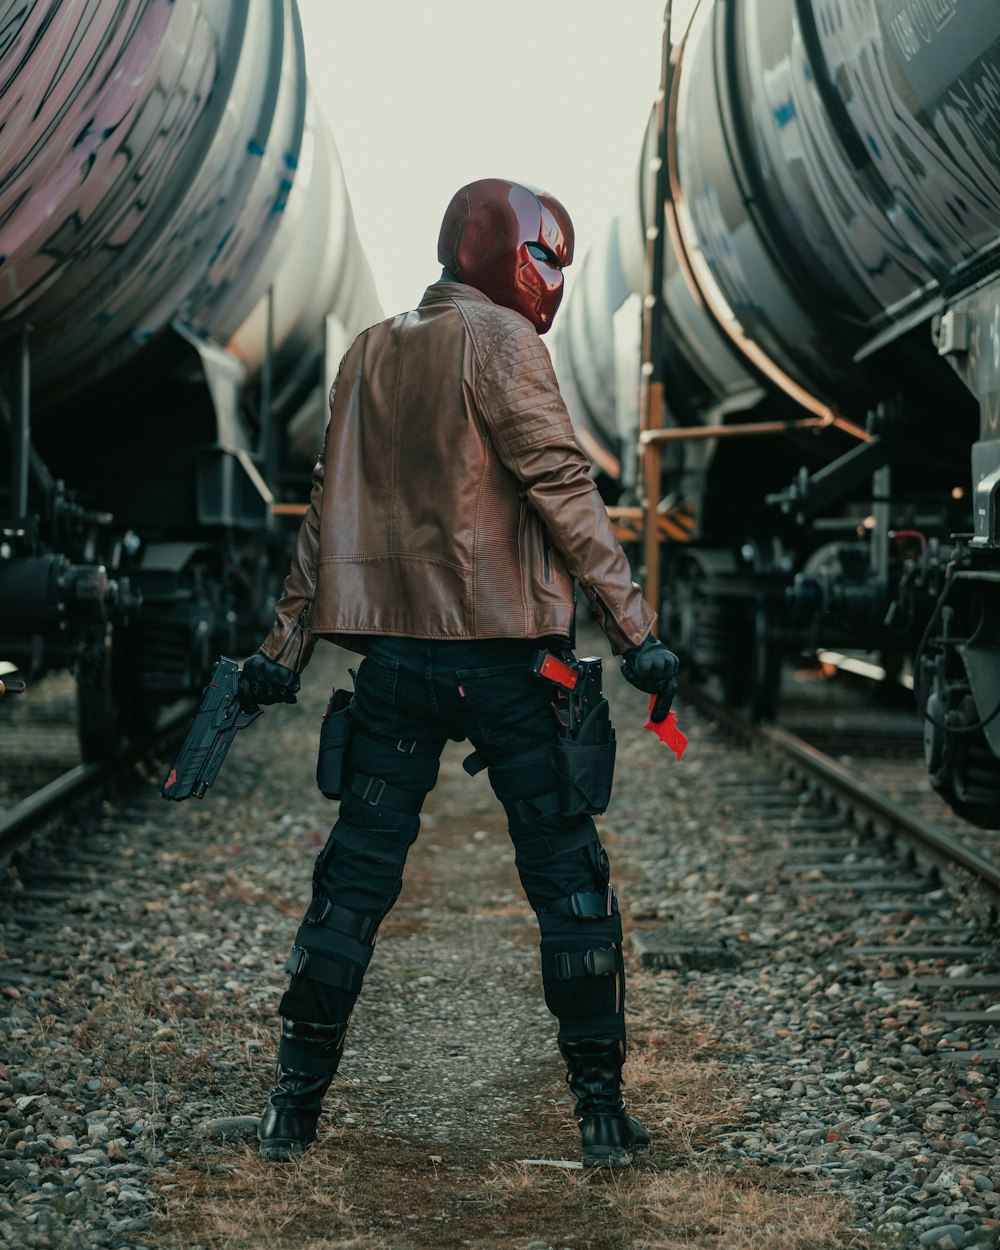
[
  {"x1": 614, "y1": 691, "x2": 1000, "y2": 1245},
  {"x1": 2, "y1": 645, "x2": 999, "y2": 1248},
  {"x1": 918, "y1": 1225, "x2": 967, "y2": 1248},
  {"x1": 197, "y1": 1116, "x2": 261, "y2": 1141}
]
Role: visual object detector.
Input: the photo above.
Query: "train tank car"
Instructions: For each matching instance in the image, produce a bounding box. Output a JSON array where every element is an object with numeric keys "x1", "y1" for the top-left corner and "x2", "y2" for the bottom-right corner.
[
  {"x1": 549, "y1": 0, "x2": 1000, "y2": 825},
  {"x1": 0, "y1": 0, "x2": 381, "y2": 759}
]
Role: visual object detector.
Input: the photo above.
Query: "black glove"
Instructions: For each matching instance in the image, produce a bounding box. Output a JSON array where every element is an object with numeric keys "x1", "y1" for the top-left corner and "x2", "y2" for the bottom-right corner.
[
  {"x1": 620, "y1": 636, "x2": 679, "y2": 723},
  {"x1": 237, "y1": 653, "x2": 301, "y2": 713}
]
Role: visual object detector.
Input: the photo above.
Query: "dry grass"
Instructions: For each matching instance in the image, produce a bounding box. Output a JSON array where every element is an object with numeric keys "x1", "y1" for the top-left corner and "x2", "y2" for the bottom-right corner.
[
  {"x1": 148, "y1": 976, "x2": 873, "y2": 1250},
  {"x1": 622, "y1": 1167, "x2": 867, "y2": 1249},
  {"x1": 158, "y1": 1151, "x2": 391, "y2": 1250},
  {"x1": 623, "y1": 974, "x2": 743, "y2": 1159},
  {"x1": 592, "y1": 968, "x2": 872, "y2": 1249},
  {"x1": 143, "y1": 736, "x2": 871, "y2": 1249},
  {"x1": 142, "y1": 937, "x2": 873, "y2": 1250}
]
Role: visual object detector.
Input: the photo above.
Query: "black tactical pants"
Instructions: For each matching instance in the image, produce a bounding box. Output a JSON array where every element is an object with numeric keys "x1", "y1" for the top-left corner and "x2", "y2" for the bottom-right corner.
[{"x1": 278, "y1": 636, "x2": 626, "y2": 1068}]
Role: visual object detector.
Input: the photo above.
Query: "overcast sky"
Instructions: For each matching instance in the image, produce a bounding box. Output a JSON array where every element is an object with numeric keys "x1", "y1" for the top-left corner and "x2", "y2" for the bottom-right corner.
[{"x1": 296, "y1": 1, "x2": 691, "y2": 316}]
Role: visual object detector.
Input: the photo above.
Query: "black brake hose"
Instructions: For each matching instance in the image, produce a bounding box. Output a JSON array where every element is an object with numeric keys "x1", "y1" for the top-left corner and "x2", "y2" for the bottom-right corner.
[
  {"x1": 921, "y1": 690, "x2": 1000, "y2": 737},
  {"x1": 912, "y1": 577, "x2": 1000, "y2": 736}
]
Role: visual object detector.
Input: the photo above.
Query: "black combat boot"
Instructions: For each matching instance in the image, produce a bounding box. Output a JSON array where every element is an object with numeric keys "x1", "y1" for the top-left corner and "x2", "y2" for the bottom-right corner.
[
  {"x1": 559, "y1": 1037, "x2": 652, "y2": 1168},
  {"x1": 258, "y1": 1020, "x2": 347, "y2": 1161}
]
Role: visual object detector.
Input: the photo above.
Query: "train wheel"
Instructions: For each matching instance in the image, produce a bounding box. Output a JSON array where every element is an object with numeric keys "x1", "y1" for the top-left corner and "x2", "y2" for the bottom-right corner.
[
  {"x1": 923, "y1": 686, "x2": 1000, "y2": 829},
  {"x1": 744, "y1": 599, "x2": 783, "y2": 722},
  {"x1": 718, "y1": 597, "x2": 782, "y2": 721},
  {"x1": 926, "y1": 731, "x2": 1000, "y2": 828},
  {"x1": 666, "y1": 558, "x2": 782, "y2": 719},
  {"x1": 667, "y1": 560, "x2": 727, "y2": 679},
  {"x1": 76, "y1": 625, "x2": 151, "y2": 761}
]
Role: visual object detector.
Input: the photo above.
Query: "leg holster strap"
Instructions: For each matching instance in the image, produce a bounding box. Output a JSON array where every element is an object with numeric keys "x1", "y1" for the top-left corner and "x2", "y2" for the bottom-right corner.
[
  {"x1": 294, "y1": 925, "x2": 375, "y2": 969},
  {"x1": 304, "y1": 896, "x2": 378, "y2": 944},
  {"x1": 511, "y1": 791, "x2": 562, "y2": 822},
  {"x1": 539, "y1": 890, "x2": 609, "y2": 920},
  {"x1": 552, "y1": 946, "x2": 619, "y2": 980},
  {"x1": 515, "y1": 827, "x2": 599, "y2": 864},
  {"x1": 462, "y1": 750, "x2": 489, "y2": 776},
  {"x1": 286, "y1": 945, "x2": 365, "y2": 992},
  {"x1": 348, "y1": 770, "x2": 424, "y2": 813},
  {"x1": 353, "y1": 726, "x2": 444, "y2": 758},
  {"x1": 488, "y1": 746, "x2": 561, "y2": 825}
]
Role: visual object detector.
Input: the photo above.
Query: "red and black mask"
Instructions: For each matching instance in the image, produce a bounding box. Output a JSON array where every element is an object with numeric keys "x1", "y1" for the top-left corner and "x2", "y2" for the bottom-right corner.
[{"x1": 437, "y1": 178, "x2": 574, "y2": 334}]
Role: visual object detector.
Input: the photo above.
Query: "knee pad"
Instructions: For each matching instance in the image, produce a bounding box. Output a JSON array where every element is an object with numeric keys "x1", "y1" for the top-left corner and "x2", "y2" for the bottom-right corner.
[
  {"x1": 312, "y1": 819, "x2": 414, "y2": 916},
  {"x1": 512, "y1": 829, "x2": 611, "y2": 916},
  {"x1": 282, "y1": 814, "x2": 416, "y2": 1025},
  {"x1": 515, "y1": 835, "x2": 627, "y2": 1039},
  {"x1": 537, "y1": 909, "x2": 625, "y2": 1038},
  {"x1": 285, "y1": 896, "x2": 379, "y2": 1000}
]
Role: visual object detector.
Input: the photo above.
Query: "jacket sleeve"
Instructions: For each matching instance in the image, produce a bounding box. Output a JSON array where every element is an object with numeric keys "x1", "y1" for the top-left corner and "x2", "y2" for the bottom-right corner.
[
  {"x1": 477, "y1": 323, "x2": 656, "y2": 654},
  {"x1": 257, "y1": 445, "x2": 325, "y2": 672}
]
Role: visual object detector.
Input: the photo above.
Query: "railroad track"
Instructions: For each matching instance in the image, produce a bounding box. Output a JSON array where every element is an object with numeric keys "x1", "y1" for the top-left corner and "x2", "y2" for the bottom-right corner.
[
  {"x1": 2, "y1": 646, "x2": 1000, "y2": 1246},
  {"x1": 0, "y1": 672, "x2": 195, "y2": 863},
  {"x1": 655, "y1": 663, "x2": 1000, "y2": 1071},
  {"x1": 781, "y1": 661, "x2": 998, "y2": 905},
  {"x1": 690, "y1": 671, "x2": 1000, "y2": 911}
]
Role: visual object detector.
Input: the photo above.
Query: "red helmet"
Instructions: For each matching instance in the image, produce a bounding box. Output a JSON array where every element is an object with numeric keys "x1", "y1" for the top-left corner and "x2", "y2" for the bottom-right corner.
[{"x1": 437, "y1": 178, "x2": 574, "y2": 334}]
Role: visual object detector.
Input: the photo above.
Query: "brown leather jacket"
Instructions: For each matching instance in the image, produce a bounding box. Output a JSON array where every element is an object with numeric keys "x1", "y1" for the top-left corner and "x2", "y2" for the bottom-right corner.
[{"x1": 259, "y1": 280, "x2": 655, "y2": 669}]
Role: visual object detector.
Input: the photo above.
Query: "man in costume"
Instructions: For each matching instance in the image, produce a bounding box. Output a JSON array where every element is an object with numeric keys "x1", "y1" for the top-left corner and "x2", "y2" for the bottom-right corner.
[{"x1": 240, "y1": 177, "x2": 678, "y2": 1167}]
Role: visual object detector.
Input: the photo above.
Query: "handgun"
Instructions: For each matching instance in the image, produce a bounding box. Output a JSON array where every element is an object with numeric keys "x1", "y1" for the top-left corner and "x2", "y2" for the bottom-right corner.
[
  {"x1": 160, "y1": 657, "x2": 261, "y2": 801},
  {"x1": 532, "y1": 649, "x2": 606, "y2": 740}
]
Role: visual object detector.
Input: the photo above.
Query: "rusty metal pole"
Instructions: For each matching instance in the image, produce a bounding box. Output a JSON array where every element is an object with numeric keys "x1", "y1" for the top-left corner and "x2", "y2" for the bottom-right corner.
[{"x1": 639, "y1": 2, "x2": 673, "y2": 615}]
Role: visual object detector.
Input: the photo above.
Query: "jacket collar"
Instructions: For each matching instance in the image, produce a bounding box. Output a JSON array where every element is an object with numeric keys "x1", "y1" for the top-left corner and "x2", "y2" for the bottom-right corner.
[{"x1": 418, "y1": 280, "x2": 495, "y2": 309}]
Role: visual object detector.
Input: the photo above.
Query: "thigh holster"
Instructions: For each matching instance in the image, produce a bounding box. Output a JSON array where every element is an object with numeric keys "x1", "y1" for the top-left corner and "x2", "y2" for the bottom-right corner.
[
  {"x1": 479, "y1": 713, "x2": 616, "y2": 827},
  {"x1": 552, "y1": 697, "x2": 616, "y2": 817},
  {"x1": 317, "y1": 691, "x2": 443, "y2": 814},
  {"x1": 339, "y1": 727, "x2": 444, "y2": 820},
  {"x1": 316, "y1": 689, "x2": 353, "y2": 799}
]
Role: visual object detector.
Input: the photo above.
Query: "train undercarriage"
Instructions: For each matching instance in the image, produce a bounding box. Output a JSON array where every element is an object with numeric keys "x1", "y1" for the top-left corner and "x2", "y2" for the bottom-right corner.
[
  {"x1": 660, "y1": 366, "x2": 1000, "y2": 829},
  {"x1": 0, "y1": 329, "x2": 287, "y2": 762}
]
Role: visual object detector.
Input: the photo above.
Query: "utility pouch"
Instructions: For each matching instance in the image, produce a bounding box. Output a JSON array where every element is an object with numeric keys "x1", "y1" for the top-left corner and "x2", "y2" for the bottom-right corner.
[
  {"x1": 553, "y1": 697, "x2": 616, "y2": 816},
  {"x1": 316, "y1": 689, "x2": 353, "y2": 799}
]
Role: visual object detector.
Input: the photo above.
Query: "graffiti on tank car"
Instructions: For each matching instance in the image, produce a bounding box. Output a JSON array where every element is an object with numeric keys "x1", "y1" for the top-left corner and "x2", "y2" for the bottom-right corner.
[
  {"x1": 992, "y1": 303, "x2": 1000, "y2": 376},
  {"x1": 939, "y1": 57, "x2": 1000, "y2": 168},
  {"x1": 885, "y1": 0, "x2": 959, "y2": 60},
  {"x1": 966, "y1": 291, "x2": 1000, "y2": 432},
  {"x1": 875, "y1": 0, "x2": 1000, "y2": 105}
]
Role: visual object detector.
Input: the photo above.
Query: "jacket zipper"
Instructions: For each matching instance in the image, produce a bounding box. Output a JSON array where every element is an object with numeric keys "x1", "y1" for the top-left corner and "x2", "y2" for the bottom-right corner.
[
  {"x1": 274, "y1": 604, "x2": 311, "y2": 669},
  {"x1": 541, "y1": 530, "x2": 552, "y2": 583}
]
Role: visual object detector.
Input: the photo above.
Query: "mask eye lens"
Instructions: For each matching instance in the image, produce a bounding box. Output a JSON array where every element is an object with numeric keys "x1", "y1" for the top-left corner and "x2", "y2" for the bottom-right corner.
[{"x1": 527, "y1": 242, "x2": 560, "y2": 267}]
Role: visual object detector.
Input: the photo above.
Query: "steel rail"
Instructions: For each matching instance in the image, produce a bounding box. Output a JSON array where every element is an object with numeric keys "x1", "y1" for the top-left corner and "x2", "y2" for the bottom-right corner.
[
  {"x1": 0, "y1": 702, "x2": 195, "y2": 863},
  {"x1": 691, "y1": 688, "x2": 1000, "y2": 906}
]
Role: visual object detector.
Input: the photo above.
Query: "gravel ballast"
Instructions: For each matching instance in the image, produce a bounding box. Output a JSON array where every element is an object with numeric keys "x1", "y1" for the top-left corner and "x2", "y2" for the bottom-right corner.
[{"x1": 1, "y1": 632, "x2": 998, "y2": 1248}]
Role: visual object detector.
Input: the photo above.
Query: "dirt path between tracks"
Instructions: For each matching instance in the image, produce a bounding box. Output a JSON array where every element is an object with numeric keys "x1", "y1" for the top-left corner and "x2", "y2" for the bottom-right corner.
[{"x1": 143, "y1": 636, "x2": 866, "y2": 1250}]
